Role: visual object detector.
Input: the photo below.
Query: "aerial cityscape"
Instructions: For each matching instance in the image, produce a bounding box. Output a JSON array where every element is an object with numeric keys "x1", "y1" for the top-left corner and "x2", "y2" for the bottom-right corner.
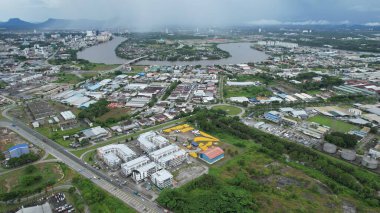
[{"x1": 1, "y1": 0, "x2": 380, "y2": 212}]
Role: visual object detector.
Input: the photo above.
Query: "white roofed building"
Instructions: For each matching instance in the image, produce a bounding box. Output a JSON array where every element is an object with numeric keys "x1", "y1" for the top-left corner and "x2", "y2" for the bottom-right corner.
[
  {"x1": 138, "y1": 131, "x2": 169, "y2": 153},
  {"x1": 121, "y1": 156, "x2": 151, "y2": 176},
  {"x1": 151, "y1": 169, "x2": 173, "y2": 189},
  {"x1": 60, "y1": 110, "x2": 76, "y2": 120},
  {"x1": 131, "y1": 162, "x2": 157, "y2": 182},
  {"x1": 97, "y1": 144, "x2": 136, "y2": 168}
]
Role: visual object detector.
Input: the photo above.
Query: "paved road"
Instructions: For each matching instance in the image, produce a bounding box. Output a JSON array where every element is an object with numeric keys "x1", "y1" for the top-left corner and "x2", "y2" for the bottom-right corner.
[{"x1": 0, "y1": 118, "x2": 162, "y2": 213}]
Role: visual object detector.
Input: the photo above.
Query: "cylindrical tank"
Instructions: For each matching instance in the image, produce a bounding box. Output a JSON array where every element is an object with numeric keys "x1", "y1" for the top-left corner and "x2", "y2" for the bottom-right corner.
[
  {"x1": 341, "y1": 149, "x2": 356, "y2": 161},
  {"x1": 323, "y1": 143, "x2": 337, "y2": 154},
  {"x1": 361, "y1": 156, "x2": 378, "y2": 169}
]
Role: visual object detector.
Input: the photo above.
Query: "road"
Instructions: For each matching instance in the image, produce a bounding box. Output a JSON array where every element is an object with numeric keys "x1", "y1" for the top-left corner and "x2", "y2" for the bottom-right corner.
[{"x1": 0, "y1": 109, "x2": 162, "y2": 213}]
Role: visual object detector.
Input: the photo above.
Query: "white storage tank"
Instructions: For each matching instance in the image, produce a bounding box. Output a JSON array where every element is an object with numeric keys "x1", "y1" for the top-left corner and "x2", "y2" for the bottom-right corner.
[
  {"x1": 323, "y1": 143, "x2": 337, "y2": 154},
  {"x1": 341, "y1": 149, "x2": 356, "y2": 161},
  {"x1": 361, "y1": 156, "x2": 378, "y2": 169}
]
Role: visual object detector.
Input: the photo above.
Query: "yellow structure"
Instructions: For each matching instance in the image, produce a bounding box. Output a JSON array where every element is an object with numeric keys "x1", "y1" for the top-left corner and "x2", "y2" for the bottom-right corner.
[
  {"x1": 189, "y1": 152, "x2": 198, "y2": 158},
  {"x1": 187, "y1": 145, "x2": 192, "y2": 149},
  {"x1": 199, "y1": 146, "x2": 208, "y2": 151},
  {"x1": 180, "y1": 127, "x2": 194, "y2": 133},
  {"x1": 199, "y1": 131, "x2": 219, "y2": 141},
  {"x1": 163, "y1": 124, "x2": 190, "y2": 133},
  {"x1": 194, "y1": 137, "x2": 219, "y2": 143}
]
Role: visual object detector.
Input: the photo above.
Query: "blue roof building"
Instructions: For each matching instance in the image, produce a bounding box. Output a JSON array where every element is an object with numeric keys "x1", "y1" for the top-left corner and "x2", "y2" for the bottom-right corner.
[
  {"x1": 264, "y1": 111, "x2": 282, "y2": 123},
  {"x1": 8, "y1": 144, "x2": 29, "y2": 158}
]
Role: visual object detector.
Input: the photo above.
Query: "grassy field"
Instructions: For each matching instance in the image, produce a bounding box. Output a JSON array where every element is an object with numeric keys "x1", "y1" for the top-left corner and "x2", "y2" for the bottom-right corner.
[
  {"x1": 308, "y1": 115, "x2": 360, "y2": 133},
  {"x1": 87, "y1": 63, "x2": 120, "y2": 71},
  {"x1": 131, "y1": 65, "x2": 146, "y2": 72},
  {"x1": 224, "y1": 85, "x2": 272, "y2": 98},
  {"x1": 0, "y1": 163, "x2": 67, "y2": 196},
  {"x1": 211, "y1": 105, "x2": 242, "y2": 116},
  {"x1": 158, "y1": 131, "x2": 380, "y2": 212},
  {"x1": 36, "y1": 126, "x2": 86, "y2": 147},
  {"x1": 54, "y1": 73, "x2": 83, "y2": 84},
  {"x1": 97, "y1": 108, "x2": 130, "y2": 122},
  {"x1": 71, "y1": 117, "x2": 188, "y2": 157}
]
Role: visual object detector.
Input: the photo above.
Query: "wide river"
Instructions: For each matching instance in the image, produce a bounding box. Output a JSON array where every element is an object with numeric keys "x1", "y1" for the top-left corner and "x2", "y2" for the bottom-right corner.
[{"x1": 77, "y1": 36, "x2": 269, "y2": 66}]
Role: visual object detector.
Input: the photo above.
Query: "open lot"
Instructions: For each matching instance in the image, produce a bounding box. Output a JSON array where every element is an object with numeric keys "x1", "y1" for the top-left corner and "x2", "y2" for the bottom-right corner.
[
  {"x1": 224, "y1": 85, "x2": 272, "y2": 98},
  {"x1": 307, "y1": 115, "x2": 360, "y2": 133},
  {"x1": 0, "y1": 163, "x2": 65, "y2": 196},
  {"x1": 211, "y1": 105, "x2": 242, "y2": 116}
]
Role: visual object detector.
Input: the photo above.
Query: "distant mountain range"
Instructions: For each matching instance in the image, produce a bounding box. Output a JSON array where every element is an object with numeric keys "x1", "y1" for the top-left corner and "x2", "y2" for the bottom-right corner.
[{"x1": 0, "y1": 18, "x2": 114, "y2": 30}]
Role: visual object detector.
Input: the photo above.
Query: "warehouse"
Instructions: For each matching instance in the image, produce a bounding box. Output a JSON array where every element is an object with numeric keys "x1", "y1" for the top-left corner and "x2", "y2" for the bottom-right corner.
[
  {"x1": 27, "y1": 100, "x2": 56, "y2": 120},
  {"x1": 150, "y1": 169, "x2": 173, "y2": 189},
  {"x1": 7, "y1": 144, "x2": 30, "y2": 158},
  {"x1": 60, "y1": 110, "x2": 76, "y2": 121},
  {"x1": 199, "y1": 147, "x2": 224, "y2": 164},
  {"x1": 81, "y1": 126, "x2": 109, "y2": 141}
]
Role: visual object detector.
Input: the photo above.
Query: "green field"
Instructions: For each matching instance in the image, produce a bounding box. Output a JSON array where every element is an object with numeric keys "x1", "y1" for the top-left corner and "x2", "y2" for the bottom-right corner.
[
  {"x1": 308, "y1": 115, "x2": 360, "y2": 133},
  {"x1": 36, "y1": 126, "x2": 86, "y2": 147},
  {"x1": 211, "y1": 105, "x2": 242, "y2": 116},
  {"x1": 158, "y1": 132, "x2": 380, "y2": 212},
  {"x1": 54, "y1": 73, "x2": 83, "y2": 84},
  {"x1": 0, "y1": 163, "x2": 70, "y2": 200},
  {"x1": 224, "y1": 85, "x2": 272, "y2": 98},
  {"x1": 157, "y1": 109, "x2": 380, "y2": 212}
]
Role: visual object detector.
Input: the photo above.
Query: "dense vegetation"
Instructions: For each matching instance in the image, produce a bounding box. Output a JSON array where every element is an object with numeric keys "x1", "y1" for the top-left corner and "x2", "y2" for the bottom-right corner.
[
  {"x1": 158, "y1": 174, "x2": 258, "y2": 212},
  {"x1": 294, "y1": 72, "x2": 344, "y2": 91},
  {"x1": 72, "y1": 176, "x2": 135, "y2": 213},
  {"x1": 162, "y1": 81, "x2": 181, "y2": 100},
  {"x1": 0, "y1": 164, "x2": 58, "y2": 201},
  {"x1": 186, "y1": 109, "x2": 380, "y2": 207},
  {"x1": 0, "y1": 80, "x2": 7, "y2": 89},
  {"x1": 325, "y1": 132, "x2": 359, "y2": 148},
  {"x1": 7, "y1": 153, "x2": 39, "y2": 168},
  {"x1": 78, "y1": 99, "x2": 110, "y2": 121}
]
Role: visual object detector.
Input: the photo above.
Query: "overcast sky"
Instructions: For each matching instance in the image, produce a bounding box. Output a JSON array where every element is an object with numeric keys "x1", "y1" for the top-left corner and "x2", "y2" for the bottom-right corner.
[{"x1": 1, "y1": 0, "x2": 380, "y2": 27}]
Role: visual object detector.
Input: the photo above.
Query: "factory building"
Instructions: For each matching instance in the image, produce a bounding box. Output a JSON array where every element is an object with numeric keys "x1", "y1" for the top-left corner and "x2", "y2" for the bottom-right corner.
[
  {"x1": 264, "y1": 111, "x2": 282, "y2": 123},
  {"x1": 151, "y1": 169, "x2": 173, "y2": 189},
  {"x1": 7, "y1": 144, "x2": 30, "y2": 158},
  {"x1": 199, "y1": 147, "x2": 224, "y2": 164}
]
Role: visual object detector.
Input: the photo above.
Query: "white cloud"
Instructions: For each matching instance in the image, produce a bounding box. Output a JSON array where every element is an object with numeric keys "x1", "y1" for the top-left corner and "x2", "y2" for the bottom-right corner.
[
  {"x1": 365, "y1": 22, "x2": 380, "y2": 26},
  {"x1": 247, "y1": 19, "x2": 282, "y2": 25},
  {"x1": 248, "y1": 19, "x2": 331, "y2": 26}
]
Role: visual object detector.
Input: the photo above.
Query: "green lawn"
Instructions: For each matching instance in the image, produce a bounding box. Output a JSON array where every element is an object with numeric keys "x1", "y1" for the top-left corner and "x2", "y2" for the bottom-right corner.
[
  {"x1": 54, "y1": 73, "x2": 83, "y2": 84},
  {"x1": 87, "y1": 63, "x2": 120, "y2": 71},
  {"x1": 36, "y1": 126, "x2": 86, "y2": 147},
  {"x1": 308, "y1": 115, "x2": 360, "y2": 133},
  {"x1": 212, "y1": 105, "x2": 242, "y2": 116},
  {"x1": 224, "y1": 85, "x2": 272, "y2": 98}
]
